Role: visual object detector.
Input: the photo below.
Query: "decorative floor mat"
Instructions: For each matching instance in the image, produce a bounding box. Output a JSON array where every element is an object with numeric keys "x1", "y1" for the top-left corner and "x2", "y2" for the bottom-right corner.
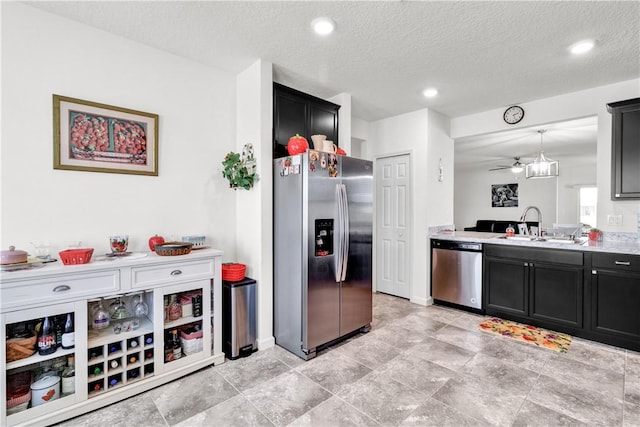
[{"x1": 479, "y1": 317, "x2": 572, "y2": 353}]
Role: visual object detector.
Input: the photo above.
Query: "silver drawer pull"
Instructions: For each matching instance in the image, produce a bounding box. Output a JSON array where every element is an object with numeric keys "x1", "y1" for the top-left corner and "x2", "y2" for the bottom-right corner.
[
  {"x1": 170, "y1": 269, "x2": 183, "y2": 276},
  {"x1": 615, "y1": 261, "x2": 631, "y2": 266},
  {"x1": 53, "y1": 285, "x2": 71, "y2": 292}
]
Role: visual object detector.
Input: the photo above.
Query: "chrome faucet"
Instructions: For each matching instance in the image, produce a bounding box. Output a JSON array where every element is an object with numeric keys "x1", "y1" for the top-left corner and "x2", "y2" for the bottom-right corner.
[{"x1": 520, "y1": 206, "x2": 542, "y2": 236}]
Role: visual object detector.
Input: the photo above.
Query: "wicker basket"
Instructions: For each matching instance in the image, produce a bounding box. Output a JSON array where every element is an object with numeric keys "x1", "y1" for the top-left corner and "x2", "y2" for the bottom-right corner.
[
  {"x1": 59, "y1": 248, "x2": 94, "y2": 265},
  {"x1": 155, "y1": 242, "x2": 193, "y2": 256},
  {"x1": 6, "y1": 335, "x2": 36, "y2": 362},
  {"x1": 222, "y1": 263, "x2": 246, "y2": 281}
]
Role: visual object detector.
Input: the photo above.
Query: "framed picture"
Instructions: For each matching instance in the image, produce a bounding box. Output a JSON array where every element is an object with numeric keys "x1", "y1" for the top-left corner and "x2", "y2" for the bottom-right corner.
[
  {"x1": 491, "y1": 183, "x2": 519, "y2": 207},
  {"x1": 53, "y1": 95, "x2": 158, "y2": 176}
]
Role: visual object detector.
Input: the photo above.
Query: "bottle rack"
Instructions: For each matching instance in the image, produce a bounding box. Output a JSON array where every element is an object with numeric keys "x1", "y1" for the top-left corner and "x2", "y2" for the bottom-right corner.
[{"x1": 87, "y1": 331, "x2": 154, "y2": 398}]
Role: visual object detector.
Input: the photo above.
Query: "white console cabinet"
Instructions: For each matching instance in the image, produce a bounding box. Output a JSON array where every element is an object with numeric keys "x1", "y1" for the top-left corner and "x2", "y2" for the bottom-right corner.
[{"x1": 1, "y1": 249, "x2": 223, "y2": 426}]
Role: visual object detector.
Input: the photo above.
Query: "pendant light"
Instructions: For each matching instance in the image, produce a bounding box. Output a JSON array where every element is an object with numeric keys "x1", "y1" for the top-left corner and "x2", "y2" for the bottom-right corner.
[{"x1": 526, "y1": 129, "x2": 558, "y2": 179}]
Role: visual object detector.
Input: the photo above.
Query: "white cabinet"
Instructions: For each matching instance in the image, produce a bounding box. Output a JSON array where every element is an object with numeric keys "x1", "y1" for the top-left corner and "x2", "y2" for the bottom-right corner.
[{"x1": 1, "y1": 249, "x2": 223, "y2": 426}]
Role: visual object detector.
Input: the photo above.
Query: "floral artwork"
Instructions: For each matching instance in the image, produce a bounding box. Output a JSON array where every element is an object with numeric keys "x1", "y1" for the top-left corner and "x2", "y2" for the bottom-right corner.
[
  {"x1": 478, "y1": 317, "x2": 572, "y2": 353},
  {"x1": 54, "y1": 95, "x2": 158, "y2": 175}
]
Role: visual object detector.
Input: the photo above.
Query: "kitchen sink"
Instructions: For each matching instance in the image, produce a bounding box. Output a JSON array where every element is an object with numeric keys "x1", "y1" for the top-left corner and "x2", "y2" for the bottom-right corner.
[{"x1": 493, "y1": 235, "x2": 587, "y2": 245}]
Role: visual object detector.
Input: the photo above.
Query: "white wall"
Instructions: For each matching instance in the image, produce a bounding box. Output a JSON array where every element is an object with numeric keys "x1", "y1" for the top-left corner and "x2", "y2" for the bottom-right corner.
[
  {"x1": 1, "y1": 3, "x2": 238, "y2": 256},
  {"x1": 454, "y1": 168, "x2": 557, "y2": 230},
  {"x1": 452, "y1": 80, "x2": 640, "y2": 234},
  {"x1": 369, "y1": 109, "x2": 454, "y2": 305},
  {"x1": 235, "y1": 60, "x2": 274, "y2": 349}
]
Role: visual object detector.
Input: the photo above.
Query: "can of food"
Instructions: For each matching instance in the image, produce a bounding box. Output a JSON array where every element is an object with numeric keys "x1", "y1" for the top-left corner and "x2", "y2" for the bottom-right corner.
[{"x1": 30, "y1": 374, "x2": 60, "y2": 406}]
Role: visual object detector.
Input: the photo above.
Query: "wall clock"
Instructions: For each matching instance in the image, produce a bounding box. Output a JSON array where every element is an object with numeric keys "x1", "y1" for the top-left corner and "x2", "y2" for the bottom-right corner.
[{"x1": 503, "y1": 105, "x2": 524, "y2": 124}]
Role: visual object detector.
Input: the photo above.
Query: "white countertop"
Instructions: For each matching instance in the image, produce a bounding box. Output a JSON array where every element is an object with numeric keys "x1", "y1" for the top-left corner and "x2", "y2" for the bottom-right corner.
[{"x1": 430, "y1": 231, "x2": 640, "y2": 255}]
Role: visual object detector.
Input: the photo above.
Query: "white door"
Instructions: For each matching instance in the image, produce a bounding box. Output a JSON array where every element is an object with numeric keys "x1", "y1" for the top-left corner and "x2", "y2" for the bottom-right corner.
[{"x1": 375, "y1": 154, "x2": 411, "y2": 298}]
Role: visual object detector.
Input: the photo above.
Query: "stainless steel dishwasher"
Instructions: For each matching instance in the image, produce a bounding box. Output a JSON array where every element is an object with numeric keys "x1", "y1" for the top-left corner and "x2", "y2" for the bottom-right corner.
[{"x1": 431, "y1": 239, "x2": 483, "y2": 312}]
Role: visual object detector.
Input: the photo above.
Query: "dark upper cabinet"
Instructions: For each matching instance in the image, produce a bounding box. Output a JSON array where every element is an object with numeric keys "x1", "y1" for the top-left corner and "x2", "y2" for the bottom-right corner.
[
  {"x1": 273, "y1": 83, "x2": 340, "y2": 158},
  {"x1": 607, "y1": 98, "x2": 640, "y2": 200}
]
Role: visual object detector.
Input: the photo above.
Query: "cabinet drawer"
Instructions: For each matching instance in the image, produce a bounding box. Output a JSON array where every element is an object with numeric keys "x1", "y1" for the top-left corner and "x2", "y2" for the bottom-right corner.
[
  {"x1": 1, "y1": 270, "x2": 120, "y2": 310},
  {"x1": 591, "y1": 252, "x2": 640, "y2": 272},
  {"x1": 132, "y1": 259, "x2": 214, "y2": 288}
]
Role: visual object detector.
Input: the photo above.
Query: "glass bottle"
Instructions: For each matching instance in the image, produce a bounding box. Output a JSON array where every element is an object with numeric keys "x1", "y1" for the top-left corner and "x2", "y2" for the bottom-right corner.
[
  {"x1": 164, "y1": 331, "x2": 174, "y2": 363},
  {"x1": 92, "y1": 298, "x2": 110, "y2": 330},
  {"x1": 172, "y1": 329, "x2": 182, "y2": 360},
  {"x1": 61, "y1": 313, "x2": 75, "y2": 349},
  {"x1": 37, "y1": 316, "x2": 57, "y2": 355},
  {"x1": 54, "y1": 315, "x2": 63, "y2": 348},
  {"x1": 61, "y1": 356, "x2": 76, "y2": 396},
  {"x1": 167, "y1": 295, "x2": 181, "y2": 321}
]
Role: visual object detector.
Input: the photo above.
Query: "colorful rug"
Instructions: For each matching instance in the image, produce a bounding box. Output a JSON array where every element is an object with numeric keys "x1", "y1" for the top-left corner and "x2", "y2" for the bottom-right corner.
[{"x1": 478, "y1": 317, "x2": 572, "y2": 353}]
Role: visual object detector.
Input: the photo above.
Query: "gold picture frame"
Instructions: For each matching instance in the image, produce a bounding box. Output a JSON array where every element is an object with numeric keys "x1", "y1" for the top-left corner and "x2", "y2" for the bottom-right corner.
[{"x1": 53, "y1": 94, "x2": 158, "y2": 176}]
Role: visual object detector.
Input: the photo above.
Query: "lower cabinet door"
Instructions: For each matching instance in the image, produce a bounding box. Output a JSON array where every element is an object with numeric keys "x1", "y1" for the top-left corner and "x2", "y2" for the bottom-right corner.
[
  {"x1": 484, "y1": 257, "x2": 528, "y2": 316},
  {"x1": 529, "y1": 263, "x2": 583, "y2": 328},
  {"x1": 590, "y1": 269, "x2": 640, "y2": 341}
]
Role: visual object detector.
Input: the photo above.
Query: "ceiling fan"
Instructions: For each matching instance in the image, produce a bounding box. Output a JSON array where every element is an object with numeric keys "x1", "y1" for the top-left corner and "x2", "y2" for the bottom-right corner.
[{"x1": 489, "y1": 156, "x2": 524, "y2": 173}]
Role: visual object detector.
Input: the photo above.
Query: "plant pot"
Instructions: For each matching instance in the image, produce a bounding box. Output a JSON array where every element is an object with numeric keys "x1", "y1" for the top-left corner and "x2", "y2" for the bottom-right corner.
[{"x1": 588, "y1": 231, "x2": 602, "y2": 242}]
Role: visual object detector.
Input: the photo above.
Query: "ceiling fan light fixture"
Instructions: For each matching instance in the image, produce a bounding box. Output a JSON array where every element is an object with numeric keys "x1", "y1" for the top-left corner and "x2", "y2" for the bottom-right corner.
[
  {"x1": 526, "y1": 130, "x2": 559, "y2": 179},
  {"x1": 511, "y1": 164, "x2": 524, "y2": 174}
]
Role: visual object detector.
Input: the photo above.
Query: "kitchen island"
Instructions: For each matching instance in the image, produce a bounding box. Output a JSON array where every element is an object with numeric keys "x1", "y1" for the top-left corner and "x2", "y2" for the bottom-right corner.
[{"x1": 430, "y1": 231, "x2": 640, "y2": 352}]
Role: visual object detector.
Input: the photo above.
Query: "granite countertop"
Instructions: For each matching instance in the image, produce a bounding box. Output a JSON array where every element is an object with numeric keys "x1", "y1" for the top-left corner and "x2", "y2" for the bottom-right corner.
[{"x1": 430, "y1": 230, "x2": 640, "y2": 256}]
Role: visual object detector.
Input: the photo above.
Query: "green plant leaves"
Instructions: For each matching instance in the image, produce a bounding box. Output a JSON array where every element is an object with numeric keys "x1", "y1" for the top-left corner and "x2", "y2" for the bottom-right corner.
[{"x1": 221, "y1": 151, "x2": 259, "y2": 190}]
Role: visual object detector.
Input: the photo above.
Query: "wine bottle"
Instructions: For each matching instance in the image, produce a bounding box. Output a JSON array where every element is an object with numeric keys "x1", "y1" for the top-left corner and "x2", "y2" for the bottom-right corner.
[
  {"x1": 128, "y1": 338, "x2": 138, "y2": 349},
  {"x1": 37, "y1": 316, "x2": 57, "y2": 355},
  {"x1": 172, "y1": 329, "x2": 182, "y2": 360},
  {"x1": 164, "y1": 331, "x2": 174, "y2": 363},
  {"x1": 110, "y1": 359, "x2": 120, "y2": 369},
  {"x1": 145, "y1": 335, "x2": 153, "y2": 345},
  {"x1": 109, "y1": 342, "x2": 121, "y2": 354},
  {"x1": 54, "y1": 315, "x2": 63, "y2": 348},
  {"x1": 61, "y1": 356, "x2": 76, "y2": 396},
  {"x1": 128, "y1": 354, "x2": 138, "y2": 364},
  {"x1": 61, "y1": 313, "x2": 75, "y2": 349}
]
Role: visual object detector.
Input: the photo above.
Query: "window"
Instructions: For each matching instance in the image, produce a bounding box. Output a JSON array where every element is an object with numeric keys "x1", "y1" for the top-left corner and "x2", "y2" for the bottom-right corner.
[{"x1": 579, "y1": 187, "x2": 597, "y2": 228}]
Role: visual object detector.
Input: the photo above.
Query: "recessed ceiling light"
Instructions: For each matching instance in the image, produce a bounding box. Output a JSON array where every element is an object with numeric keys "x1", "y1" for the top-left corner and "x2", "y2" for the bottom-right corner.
[
  {"x1": 311, "y1": 17, "x2": 336, "y2": 35},
  {"x1": 422, "y1": 88, "x2": 438, "y2": 98},
  {"x1": 569, "y1": 39, "x2": 595, "y2": 55}
]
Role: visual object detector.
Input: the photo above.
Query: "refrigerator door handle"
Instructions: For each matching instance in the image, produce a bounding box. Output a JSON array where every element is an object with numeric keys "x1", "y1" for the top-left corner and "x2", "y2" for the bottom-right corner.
[
  {"x1": 340, "y1": 184, "x2": 349, "y2": 282},
  {"x1": 335, "y1": 184, "x2": 344, "y2": 283}
]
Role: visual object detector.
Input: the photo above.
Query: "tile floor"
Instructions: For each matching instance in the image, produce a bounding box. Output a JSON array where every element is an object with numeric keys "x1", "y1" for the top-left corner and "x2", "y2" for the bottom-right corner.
[{"x1": 60, "y1": 293, "x2": 640, "y2": 426}]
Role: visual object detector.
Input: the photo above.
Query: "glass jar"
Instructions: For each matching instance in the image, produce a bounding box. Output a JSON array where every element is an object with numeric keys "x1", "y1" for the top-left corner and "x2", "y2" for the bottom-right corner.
[{"x1": 167, "y1": 295, "x2": 181, "y2": 321}]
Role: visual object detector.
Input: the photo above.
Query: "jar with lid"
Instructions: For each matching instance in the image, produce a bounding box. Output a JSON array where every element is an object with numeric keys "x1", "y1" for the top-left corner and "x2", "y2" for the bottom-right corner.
[{"x1": 167, "y1": 295, "x2": 181, "y2": 321}]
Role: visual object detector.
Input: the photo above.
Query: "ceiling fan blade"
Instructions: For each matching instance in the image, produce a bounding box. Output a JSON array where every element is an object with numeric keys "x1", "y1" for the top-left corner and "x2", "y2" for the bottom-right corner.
[{"x1": 488, "y1": 166, "x2": 510, "y2": 171}]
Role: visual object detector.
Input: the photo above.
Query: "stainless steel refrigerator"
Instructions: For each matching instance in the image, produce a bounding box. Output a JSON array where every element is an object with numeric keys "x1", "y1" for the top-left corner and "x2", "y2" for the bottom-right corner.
[{"x1": 273, "y1": 151, "x2": 373, "y2": 360}]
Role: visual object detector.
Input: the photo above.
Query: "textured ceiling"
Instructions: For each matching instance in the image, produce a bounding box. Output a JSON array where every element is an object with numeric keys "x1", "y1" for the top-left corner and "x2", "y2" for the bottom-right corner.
[{"x1": 24, "y1": 1, "x2": 640, "y2": 122}]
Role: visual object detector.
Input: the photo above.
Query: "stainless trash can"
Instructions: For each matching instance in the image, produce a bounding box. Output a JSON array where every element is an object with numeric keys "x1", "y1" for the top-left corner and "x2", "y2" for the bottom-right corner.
[{"x1": 222, "y1": 277, "x2": 257, "y2": 359}]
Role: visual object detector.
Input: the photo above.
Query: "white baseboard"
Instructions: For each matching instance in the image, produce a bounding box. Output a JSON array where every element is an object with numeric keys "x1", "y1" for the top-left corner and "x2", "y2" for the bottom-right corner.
[
  {"x1": 257, "y1": 336, "x2": 275, "y2": 350},
  {"x1": 410, "y1": 296, "x2": 433, "y2": 306}
]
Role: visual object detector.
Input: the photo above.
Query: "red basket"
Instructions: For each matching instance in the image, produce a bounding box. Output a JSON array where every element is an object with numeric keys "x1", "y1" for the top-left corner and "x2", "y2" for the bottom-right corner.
[
  {"x1": 222, "y1": 263, "x2": 246, "y2": 281},
  {"x1": 59, "y1": 248, "x2": 94, "y2": 265}
]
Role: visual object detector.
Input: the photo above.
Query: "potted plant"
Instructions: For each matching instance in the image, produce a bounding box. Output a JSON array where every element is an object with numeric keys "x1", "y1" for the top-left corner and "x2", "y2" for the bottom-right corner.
[
  {"x1": 588, "y1": 227, "x2": 602, "y2": 242},
  {"x1": 221, "y1": 145, "x2": 258, "y2": 190}
]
